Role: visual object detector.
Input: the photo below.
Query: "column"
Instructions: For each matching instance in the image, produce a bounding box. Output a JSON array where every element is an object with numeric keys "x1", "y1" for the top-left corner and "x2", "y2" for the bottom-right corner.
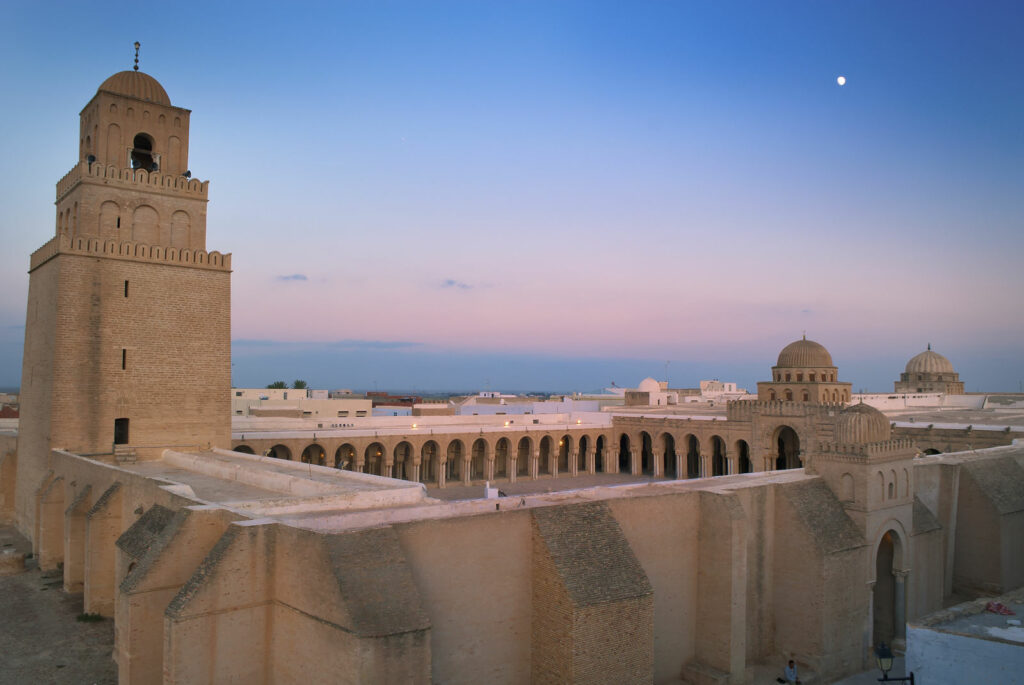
[
  {"x1": 893, "y1": 570, "x2": 909, "y2": 650},
  {"x1": 510, "y1": 457, "x2": 518, "y2": 484},
  {"x1": 437, "y1": 460, "x2": 446, "y2": 488},
  {"x1": 485, "y1": 458, "x2": 495, "y2": 482},
  {"x1": 675, "y1": 451, "x2": 683, "y2": 480},
  {"x1": 652, "y1": 449, "x2": 663, "y2": 477},
  {"x1": 569, "y1": 451, "x2": 578, "y2": 477},
  {"x1": 463, "y1": 458, "x2": 471, "y2": 485}
]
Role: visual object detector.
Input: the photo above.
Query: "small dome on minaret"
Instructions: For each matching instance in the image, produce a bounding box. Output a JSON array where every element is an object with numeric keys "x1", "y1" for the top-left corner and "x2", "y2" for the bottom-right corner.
[{"x1": 97, "y1": 70, "x2": 171, "y2": 105}]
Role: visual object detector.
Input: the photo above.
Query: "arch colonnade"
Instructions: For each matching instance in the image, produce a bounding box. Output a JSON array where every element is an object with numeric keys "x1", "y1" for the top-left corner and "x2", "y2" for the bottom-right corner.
[{"x1": 231, "y1": 422, "x2": 803, "y2": 488}]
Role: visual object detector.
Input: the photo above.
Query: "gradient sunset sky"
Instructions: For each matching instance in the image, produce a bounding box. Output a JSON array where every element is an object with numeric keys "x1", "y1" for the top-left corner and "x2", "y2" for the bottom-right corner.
[{"x1": 1, "y1": 1, "x2": 1022, "y2": 393}]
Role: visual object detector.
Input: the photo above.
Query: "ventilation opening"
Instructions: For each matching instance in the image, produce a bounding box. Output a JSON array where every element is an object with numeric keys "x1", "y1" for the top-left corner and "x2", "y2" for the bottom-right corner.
[
  {"x1": 121, "y1": 349, "x2": 127, "y2": 370},
  {"x1": 114, "y1": 418, "x2": 130, "y2": 445},
  {"x1": 131, "y1": 133, "x2": 155, "y2": 170}
]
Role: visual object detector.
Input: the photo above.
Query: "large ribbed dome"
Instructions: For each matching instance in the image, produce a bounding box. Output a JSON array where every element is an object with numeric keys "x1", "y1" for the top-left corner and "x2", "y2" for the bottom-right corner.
[
  {"x1": 98, "y1": 70, "x2": 170, "y2": 105},
  {"x1": 905, "y1": 346, "x2": 955, "y2": 375},
  {"x1": 836, "y1": 403, "x2": 890, "y2": 444},
  {"x1": 776, "y1": 337, "x2": 833, "y2": 368}
]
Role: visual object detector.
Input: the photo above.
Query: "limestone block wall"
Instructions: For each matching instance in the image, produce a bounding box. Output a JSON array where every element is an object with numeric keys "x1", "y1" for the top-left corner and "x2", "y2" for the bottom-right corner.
[
  {"x1": 953, "y1": 456, "x2": 1024, "y2": 594},
  {"x1": 530, "y1": 502, "x2": 654, "y2": 684},
  {"x1": 608, "y1": 493, "x2": 700, "y2": 683},
  {"x1": 396, "y1": 511, "x2": 534, "y2": 684},
  {"x1": 773, "y1": 479, "x2": 866, "y2": 676}
]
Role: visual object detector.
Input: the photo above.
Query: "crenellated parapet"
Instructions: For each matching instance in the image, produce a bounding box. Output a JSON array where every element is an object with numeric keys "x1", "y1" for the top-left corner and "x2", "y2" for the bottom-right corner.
[
  {"x1": 56, "y1": 161, "x2": 208, "y2": 202},
  {"x1": 726, "y1": 399, "x2": 844, "y2": 422},
  {"x1": 30, "y1": 234, "x2": 230, "y2": 272},
  {"x1": 816, "y1": 438, "x2": 917, "y2": 463}
]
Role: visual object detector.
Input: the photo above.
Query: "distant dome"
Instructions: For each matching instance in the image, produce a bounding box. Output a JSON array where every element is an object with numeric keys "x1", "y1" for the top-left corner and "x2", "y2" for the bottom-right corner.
[
  {"x1": 98, "y1": 70, "x2": 170, "y2": 105},
  {"x1": 637, "y1": 377, "x2": 660, "y2": 393},
  {"x1": 905, "y1": 346, "x2": 955, "y2": 375},
  {"x1": 776, "y1": 337, "x2": 833, "y2": 368},
  {"x1": 836, "y1": 403, "x2": 890, "y2": 444}
]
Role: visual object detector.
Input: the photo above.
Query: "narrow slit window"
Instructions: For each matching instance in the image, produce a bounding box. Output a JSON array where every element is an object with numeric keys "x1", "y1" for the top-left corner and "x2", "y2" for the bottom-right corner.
[
  {"x1": 116, "y1": 217, "x2": 121, "y2": 228},
  {"x1": 121, "y1": 348, "x2": 127, "y2": 370},
  {"x1": 124, "y1": 280, "x2": 129, "y2": 297}
]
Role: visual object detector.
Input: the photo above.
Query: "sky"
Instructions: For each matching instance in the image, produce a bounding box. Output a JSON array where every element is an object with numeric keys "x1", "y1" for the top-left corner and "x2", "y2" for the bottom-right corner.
[{"x1": 1, "y1": 1, "x2": 1022, "y2": 393}]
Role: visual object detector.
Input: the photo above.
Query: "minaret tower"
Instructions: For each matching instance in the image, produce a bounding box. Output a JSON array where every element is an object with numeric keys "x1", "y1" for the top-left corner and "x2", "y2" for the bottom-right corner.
[{"x1": 16, "y1": 46, "x2": 232, "y2": 537}]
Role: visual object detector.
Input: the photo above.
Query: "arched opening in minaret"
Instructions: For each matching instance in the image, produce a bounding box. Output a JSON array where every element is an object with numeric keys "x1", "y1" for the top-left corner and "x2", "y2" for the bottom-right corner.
[
  {"x1": 774, "y1": 426, "x2": 801, "y2": 470},
  {"x1": 131, "y1": 133, "x2": 155, "y2": 170}
]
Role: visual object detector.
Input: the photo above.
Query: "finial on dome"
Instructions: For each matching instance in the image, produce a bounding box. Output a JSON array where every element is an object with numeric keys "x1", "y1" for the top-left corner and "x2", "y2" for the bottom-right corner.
[
  {"x1": 927, "y1": 342, "x2": 931, "y2": 351},
  {"x1": 133, "y1": 41, "x2": 140, "y2": 72},
  {"x1": 802, "y1": 331, "x2": 806, "y2": 340}
]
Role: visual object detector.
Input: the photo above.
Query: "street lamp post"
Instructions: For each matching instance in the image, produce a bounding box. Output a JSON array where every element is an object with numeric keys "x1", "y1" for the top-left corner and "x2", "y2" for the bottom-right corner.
[{"x1": 875, "y1": 642, "x2": 914, "y2": 684}]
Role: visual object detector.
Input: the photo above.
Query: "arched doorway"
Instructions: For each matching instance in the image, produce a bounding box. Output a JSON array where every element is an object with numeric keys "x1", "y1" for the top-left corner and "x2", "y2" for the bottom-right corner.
[
  {"x1": 686, "y1": 435, "x2": 700, "y2": 478},
  {"x1": 577, "y1": 435, "x2": 589, "y2": 472},
  {"x1": 301, "y1": 443, "x2": 326, "y2": 466},
  {"x1": 595, "y1": 436, "x2": 606, "y2": 472},
  {"x1": 736, "y1": 440, "x2": 751, "y2": 473},
  {"x1": 774, "y1": 426, "x2": 801, "y2": 470},
  {"x1": 421, "y1": 441, "x2": 440, "y2": 483},
  {"x1": 873, "y1": 530, "x2": 906, "y2": 650},
  {"x1": 711, "y1": 436, "x2": 726, "y2": 476},
  {"x1": 335, "y1": 443, "x2": 356, "y2": 469},
  {"x1": 446, "y1": 440, "x2": 464, "y2": 482},
  {"x1": 558, "y1": 435, "x2": 572, "y2": 473},
  {"x1": 517, "y1": 437, "x2": 532, "y2": 477},
  {"x1": 471, "y1": 439, "x2": 488, "y2": 480},
  {"x1": 234, "y1": 444, "x2": 255, "y2": 455},
  {"x1": 365, "y1": 443, "x2": 385, "y2": 475},
  {"x1": 661, "y1": 433, "x2": 676, "y2": 478},
  {"x1": 393, "y1": 441, "x2": 413, "y2": 480},
  {"x1": 267, "y1": 444, "x2": 291, "y2": 460},
  {"x1": 922, "y1": 448, "x2": 941, "y2": 456},
  {"x1": 494, "y1": 438, "x2": 510, "y2": 478},
  {"x1": 640, "y1": 432, "x2": 654, "y2": 475},
  {"x1": 539, "y1": 436, "x2": 553, "y2": 475},
  {"x1": 618, "y1": 434, "x2": 631, "y2": 474}
]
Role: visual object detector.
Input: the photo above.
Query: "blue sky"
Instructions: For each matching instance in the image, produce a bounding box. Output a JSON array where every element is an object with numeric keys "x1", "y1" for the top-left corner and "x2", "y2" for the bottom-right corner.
[{"x1": 1, "y1": 1, "x2": 1022, "y2": 392}]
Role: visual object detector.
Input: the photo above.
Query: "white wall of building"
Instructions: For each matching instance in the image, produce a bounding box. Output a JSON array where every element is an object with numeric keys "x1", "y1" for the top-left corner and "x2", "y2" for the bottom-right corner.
[{"x1": 907, "y1": 624, "x2": 1024, "y2": 685}]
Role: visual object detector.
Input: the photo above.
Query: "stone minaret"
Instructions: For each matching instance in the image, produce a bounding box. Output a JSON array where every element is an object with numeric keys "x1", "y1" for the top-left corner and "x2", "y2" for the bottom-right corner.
[{"x1": 16, "y1": 51, "x2": 232, "y2": 538}]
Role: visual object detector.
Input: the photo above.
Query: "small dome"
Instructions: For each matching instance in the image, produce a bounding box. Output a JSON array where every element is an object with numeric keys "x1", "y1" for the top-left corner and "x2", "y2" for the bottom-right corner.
[
  {"x1": 905, "y1": 346, "x2": 955, "y2": 375},
  {"x1": 836, "y1": 403, "x2": 890, "y2": 444},
  {"x1": 637, "y1": 377, "x2": 660, "y2": 393},
  {"x1": 776, "y1": 337, "x2": 833, "y2": 368},
  {"x1": 98, "y1": 70, "x2": 170, "y2": 105}
]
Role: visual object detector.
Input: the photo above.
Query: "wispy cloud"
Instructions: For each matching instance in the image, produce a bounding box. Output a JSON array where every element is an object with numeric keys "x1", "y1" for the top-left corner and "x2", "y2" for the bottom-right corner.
[
  {"x1": 233, "y1": 339, "x2": 423, "y2": 351},
  {"x1": 276, "y1": 274, "x2": 308, "y2": 282},
  {"x1": 440, "y1": 278, "x2": 472, "y2": 290}
]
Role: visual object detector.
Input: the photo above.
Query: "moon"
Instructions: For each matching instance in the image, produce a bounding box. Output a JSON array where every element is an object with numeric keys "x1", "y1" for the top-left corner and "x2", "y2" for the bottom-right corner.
[{"x1": 837, "y1": 75, "x2": 847, "y2": 86}]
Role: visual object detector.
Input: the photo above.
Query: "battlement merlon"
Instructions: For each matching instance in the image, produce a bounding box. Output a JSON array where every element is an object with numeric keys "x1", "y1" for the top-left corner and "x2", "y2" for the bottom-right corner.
[
  {"x1": 726, "y1": 399, "x2": 844, "y2": 421},
  {"x1": 30, "y1": 234, "x2": 231, "y2": 273},
  {"x1": 56, "y1": 161, "x2": 209, "y2": 204}
]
